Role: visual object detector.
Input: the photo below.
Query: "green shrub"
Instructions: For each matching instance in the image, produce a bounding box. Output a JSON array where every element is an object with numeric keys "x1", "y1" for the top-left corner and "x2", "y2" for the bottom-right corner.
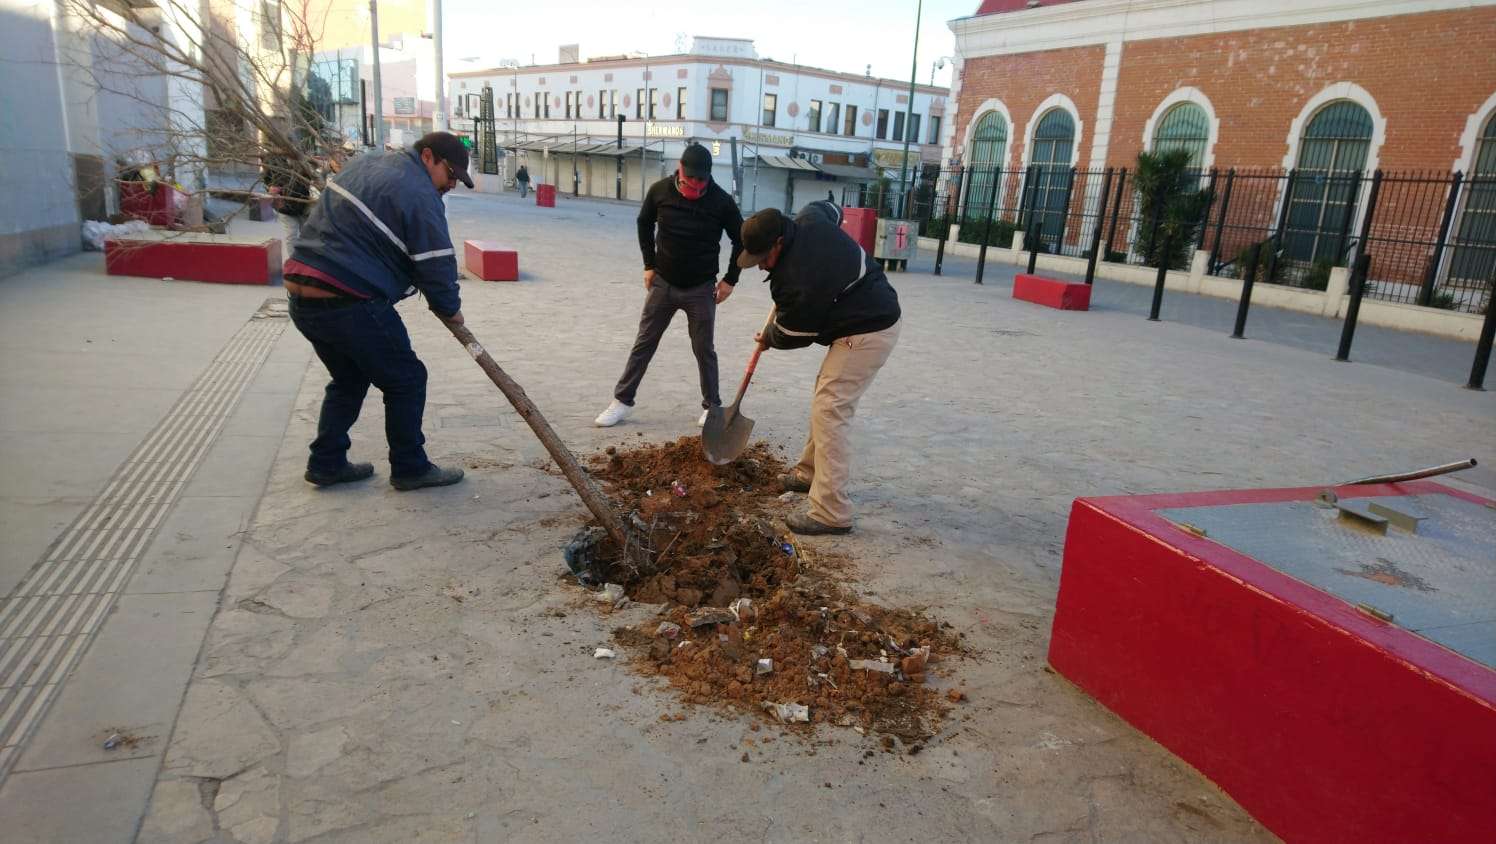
[
  {"x1": 1426, "y1": 291, "x2": 1459, "y2": 311},
  {"x1": 958, "y1": 217, "x2": 1019, "y2": 248},
  {"x1": 1297, "y1": 259, "x2": 1333, "y2": 291}
]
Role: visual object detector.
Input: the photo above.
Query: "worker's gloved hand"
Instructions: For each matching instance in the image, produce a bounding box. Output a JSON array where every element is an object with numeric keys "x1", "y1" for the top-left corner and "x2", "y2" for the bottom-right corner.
[
  {"x1": 715, "y1": 280, "x2": 733, "y2": 304},
  {"x1": 753, "y1": 331, "x2": 766, "y2": 348},
  {"x1": 643, "y1": 269, "x2": 657, "y2": 290}
]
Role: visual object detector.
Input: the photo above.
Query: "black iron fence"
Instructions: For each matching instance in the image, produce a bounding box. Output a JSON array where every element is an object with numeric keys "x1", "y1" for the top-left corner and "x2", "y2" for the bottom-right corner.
[{"x1": 882, "y1": 165, "x2": 1494, "y2": 315}]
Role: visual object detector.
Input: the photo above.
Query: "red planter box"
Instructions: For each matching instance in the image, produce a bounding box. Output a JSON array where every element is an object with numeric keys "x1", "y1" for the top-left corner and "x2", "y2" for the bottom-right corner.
[
  {"x1": 463, "y1": 240, "x2": 519, "y2": 281},
  {"x1": 1012, "y1": 273, "x2": 1091, "y2": 310},
  {"x1": 104, "y1": 237, "x2": 282, "y2": 285},
  {"x1": 1049, "y1": 481, "x2": 1496, "y2": 843},
  {"x1": 840, "y1": 207, "x2": 877, "y2": 253},
  {"x1": 535, "y1": 183, "x2": 556, "y2": 208}
]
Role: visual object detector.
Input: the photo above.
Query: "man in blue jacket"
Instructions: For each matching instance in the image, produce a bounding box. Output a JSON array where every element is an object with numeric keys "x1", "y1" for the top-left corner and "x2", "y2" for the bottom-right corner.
[
  {"x1": 736, "y1": 201, "x2": 902, "y2": 535},
  {"x1": 282, "y1": 132, "x2": 470, "y2": 491}
]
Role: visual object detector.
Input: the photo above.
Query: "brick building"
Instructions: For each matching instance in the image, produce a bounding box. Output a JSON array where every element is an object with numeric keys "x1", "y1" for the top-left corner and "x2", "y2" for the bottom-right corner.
[{"x1": 940, "y1": 0, "x2": 1496, "y2": 307}]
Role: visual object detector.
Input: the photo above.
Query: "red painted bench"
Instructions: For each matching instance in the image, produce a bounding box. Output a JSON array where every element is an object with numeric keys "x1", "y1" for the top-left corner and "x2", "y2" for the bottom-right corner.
[
  {"x1": 1050, "y1": 481, "x2": 1496, "y2": 843},
  {"x1": 104, "y1": 236, "x2": 282, "y2": 285},
  {"x1": 1012, "y1": 273, "x2": 1091, "y2": 310},
  {"x1": 463, "y1": 241, "x2": 519, "y2": 281}
]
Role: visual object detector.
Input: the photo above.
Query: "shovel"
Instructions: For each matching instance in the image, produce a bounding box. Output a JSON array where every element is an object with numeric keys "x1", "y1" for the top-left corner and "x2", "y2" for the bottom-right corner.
[{"x1": 702, "y1": 308, "x2": 775, "y2": 465}]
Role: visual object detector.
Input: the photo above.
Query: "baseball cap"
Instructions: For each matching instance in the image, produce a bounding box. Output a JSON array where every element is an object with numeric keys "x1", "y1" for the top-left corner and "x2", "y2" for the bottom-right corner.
[
  {"x1": 680, "y1": 143, "x2": 712, "y2": 179},
  {"x1": 415, "y1": 131, "x2": 474, "y2": 188},
  {"x1": 736, "y1": 208, "x2": 787, "y2": 268}
]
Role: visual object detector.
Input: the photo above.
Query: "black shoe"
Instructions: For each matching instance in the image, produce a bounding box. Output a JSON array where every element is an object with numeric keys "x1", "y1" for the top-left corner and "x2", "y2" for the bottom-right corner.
[
  {"x1": 785, "y1": 511, "x2": 851, "y2": 536},
  {"x1": 305, "y1": 462, "x2": 375, "y2": 487},
  {"x1": 779, "y1": 472, "x2": 811, "y2": 494},
  {"x1": 391, "y1": 464, "x2": 465, "y2": 491}
]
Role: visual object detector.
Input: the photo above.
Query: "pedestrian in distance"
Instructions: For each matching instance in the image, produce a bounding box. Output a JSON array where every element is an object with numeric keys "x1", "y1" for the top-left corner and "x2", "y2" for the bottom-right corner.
[{"x1": 516, "y1": 164, "x2": 531, "y2": 198}]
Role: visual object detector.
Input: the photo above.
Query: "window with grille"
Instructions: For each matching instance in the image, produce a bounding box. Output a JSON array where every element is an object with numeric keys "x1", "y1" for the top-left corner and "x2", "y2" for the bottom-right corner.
[
  {"x1": 1450, "y1": 112, "x2": 1496, "y2": 288},
  {"x1": 964, "y1": 111, "x2": 1007, "y2": 219},
  {"x1": 1152, "y1": 102, "x2": 1209, "y2": 173},
  {"x1": 1285, "y1": 101, "x2": 1374, "y2": 264},
  {"x1": 1027, "y1": 108, "x2": 1075, "y2": 242}
]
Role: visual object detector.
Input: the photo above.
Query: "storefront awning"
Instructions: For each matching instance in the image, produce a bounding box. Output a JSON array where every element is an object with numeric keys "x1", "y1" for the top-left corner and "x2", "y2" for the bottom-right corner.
[
  {"x1": 745, "y1": 155, "x2": 820, "y2": 172},
  {"x1": 815, "y1": 162, "x2": 879, "y2": 181}
]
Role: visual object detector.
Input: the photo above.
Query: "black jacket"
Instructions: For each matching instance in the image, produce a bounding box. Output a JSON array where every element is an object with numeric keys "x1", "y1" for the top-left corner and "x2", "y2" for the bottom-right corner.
[
  {"x1": 761, "y1": 201, "x2": 901, "y2": 349},
  {"x1": 637, "y1": 176, "x2": 744, "y2": 287}
]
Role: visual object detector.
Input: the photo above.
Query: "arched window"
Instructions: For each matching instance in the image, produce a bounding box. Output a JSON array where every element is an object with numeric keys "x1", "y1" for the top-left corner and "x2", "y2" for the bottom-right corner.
[
  {"x1": 1285, "y1": 101, "x2": 1375, "y2": 264},
  {"x1": 1027, "y1": 108, "x2": 1075, "y2": 242},
  {"x1": 964, "y1": 111, "x2": 1007, "y2": 219},
  {"x1": 1151, "y1": 102, "x2": 1210, "y2": 173},
  {"x1": 1450, "y1": 111, "x2": 1496, "y2": 295}
]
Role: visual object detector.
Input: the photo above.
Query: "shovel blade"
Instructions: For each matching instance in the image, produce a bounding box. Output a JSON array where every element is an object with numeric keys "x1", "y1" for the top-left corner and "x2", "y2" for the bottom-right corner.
[{"x1": 701, "y1": 407, "x2": 755, "y2": 465}]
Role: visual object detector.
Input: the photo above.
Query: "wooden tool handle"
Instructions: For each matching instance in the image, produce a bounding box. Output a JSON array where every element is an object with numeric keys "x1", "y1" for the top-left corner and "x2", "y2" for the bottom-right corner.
[{"x1": 441, "y1": 318, "x2": 633, "y2": 560}]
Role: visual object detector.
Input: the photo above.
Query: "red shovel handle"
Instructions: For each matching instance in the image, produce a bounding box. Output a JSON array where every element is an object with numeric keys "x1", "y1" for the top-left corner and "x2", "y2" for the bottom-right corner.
[{"x1": 730, "y1": 307, "x2": 776, "y2": 406}]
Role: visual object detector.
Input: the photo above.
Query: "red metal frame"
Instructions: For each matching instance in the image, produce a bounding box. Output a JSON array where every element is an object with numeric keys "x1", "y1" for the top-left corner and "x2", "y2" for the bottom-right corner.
[{"x1": 1049, "y1": 480, "x2": 1496, "y2": 843}]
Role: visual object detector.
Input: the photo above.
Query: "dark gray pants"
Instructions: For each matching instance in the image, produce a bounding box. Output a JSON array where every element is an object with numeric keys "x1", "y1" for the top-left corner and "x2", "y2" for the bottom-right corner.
[{"x1": 613, "y1": 281, "x2": 719, "y2": 409}]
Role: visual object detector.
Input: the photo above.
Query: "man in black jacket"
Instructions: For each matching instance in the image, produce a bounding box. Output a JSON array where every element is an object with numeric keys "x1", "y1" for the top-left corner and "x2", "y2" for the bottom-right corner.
[
  {"x1": 596, "y1": 143, "x2": 745, "y2": 427},
  {"x1": 736, "y1": 201, "x2": 902, "y2": 535}
]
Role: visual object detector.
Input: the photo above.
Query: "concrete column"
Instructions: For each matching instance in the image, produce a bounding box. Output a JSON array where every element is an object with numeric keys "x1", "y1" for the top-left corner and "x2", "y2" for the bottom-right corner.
[
  {"x1": 1324, "y1": 266, "x2": 1351, "y2": 318},
  {"x1": 1189, "y1": 250, "x2": 1209, "y2": 293}
]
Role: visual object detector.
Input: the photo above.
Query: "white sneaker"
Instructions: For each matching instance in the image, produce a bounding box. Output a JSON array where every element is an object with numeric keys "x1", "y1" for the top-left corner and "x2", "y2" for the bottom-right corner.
[
  {"x1": 697, "y1": 408, "x2": 710, "y2": 427},
  {"x1": 594, "y1": 400, "x2": 633, "y2": 427}
]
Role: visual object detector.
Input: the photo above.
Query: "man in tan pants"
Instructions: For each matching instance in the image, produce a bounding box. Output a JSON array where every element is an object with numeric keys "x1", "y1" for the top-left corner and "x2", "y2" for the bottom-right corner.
[{"x1": 737, "y1": 202, "x2": 902, "y2": 535}]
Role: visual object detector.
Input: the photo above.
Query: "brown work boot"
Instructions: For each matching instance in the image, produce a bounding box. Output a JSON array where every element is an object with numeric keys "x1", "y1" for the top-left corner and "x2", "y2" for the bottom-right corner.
[
  {"x1": 785, "y1": 511, "x2": 851, "y2": 536},
  {"x1": 779, "y1": 472, "x2": 811, "y2": 494}
]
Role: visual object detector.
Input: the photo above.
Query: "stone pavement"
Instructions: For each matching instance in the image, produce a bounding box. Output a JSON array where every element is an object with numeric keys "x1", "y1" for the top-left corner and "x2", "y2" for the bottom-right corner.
[{"x1": 0, "y1": 190, "x2": 1492, "y2": 842}]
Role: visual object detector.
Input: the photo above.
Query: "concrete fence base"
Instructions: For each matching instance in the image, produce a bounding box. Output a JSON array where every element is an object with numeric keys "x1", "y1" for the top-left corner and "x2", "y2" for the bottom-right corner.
[{"x1": 921, "y1": 237, "x2": 1485, "y2": 342}]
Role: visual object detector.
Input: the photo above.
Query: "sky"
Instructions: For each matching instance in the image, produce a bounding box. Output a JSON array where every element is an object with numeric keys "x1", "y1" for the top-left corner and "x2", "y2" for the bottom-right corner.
[{"x1": 438, "y1": 0, "x2": 978, "y2": 89}]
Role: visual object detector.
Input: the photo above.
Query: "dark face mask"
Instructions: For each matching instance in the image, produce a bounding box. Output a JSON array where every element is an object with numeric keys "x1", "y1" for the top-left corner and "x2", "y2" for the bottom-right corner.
[{"x1": 676, "y1": 165, "x2": 707, "y2": 200}]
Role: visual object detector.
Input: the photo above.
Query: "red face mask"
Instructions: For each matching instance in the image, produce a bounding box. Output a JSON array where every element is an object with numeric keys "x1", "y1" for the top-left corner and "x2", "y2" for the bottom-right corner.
[{"x1": 676, "y1": 165, "x2": 708, "y2": 200}]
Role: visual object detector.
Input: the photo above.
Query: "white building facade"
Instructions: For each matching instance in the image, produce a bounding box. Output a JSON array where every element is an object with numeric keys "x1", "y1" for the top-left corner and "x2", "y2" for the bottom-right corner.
[{"x1": 448, "y1": 37, "x2": 949, "y2": 213}]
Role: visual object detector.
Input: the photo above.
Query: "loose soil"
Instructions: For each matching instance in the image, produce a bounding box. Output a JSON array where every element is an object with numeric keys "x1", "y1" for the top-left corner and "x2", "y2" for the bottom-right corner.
[{"x1": 582, "y1": 436, "x2": 965, "y2": 746}]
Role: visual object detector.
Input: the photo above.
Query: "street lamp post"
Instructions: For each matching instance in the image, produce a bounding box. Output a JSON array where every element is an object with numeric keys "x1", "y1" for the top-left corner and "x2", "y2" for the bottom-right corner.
[
  {"x1": 369, "y1": 0, "x2": 384, "y2": 147},
  {"x1": 896, "y1": 0, "x2": 923, "y2": 219},
  {"x1": 432, "y1": 0, "x2": 444, "y2": 131}
]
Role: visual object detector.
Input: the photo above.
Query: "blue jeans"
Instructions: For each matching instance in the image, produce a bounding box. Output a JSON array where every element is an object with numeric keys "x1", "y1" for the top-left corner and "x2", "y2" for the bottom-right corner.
[{"x1": 288, "y1": 297, "x2": 431, "y2": 479}]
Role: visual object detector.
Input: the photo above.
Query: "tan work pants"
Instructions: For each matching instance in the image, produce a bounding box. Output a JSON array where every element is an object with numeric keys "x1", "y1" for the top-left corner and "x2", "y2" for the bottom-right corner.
[{"x1": 791, "y1": 319, "x2": 901, "y2": 527}]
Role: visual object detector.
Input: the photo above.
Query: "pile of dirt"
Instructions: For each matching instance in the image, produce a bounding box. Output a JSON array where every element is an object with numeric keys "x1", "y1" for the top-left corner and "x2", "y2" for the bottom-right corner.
[{"x1": 582, "y1": 437, "x2": 964, "y2": 744}]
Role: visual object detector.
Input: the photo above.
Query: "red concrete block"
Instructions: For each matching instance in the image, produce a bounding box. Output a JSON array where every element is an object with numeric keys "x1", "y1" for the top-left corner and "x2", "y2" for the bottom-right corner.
[
  {"x1": 1012, "y1": 273, "x2": 1091, "y2": 310},
  {"x1": 535, "y1": 183, "x2": 556, "y2": 208},
  {"x1": 840, "y1": 207, "x2": 877, "y2": 253},
  {"x1": 464, "y1": 240, "x2": 519, "y2": 281},
  {"x1": 1049, "y1": 481, "x2": 1496, "y2": 844},
  {"x1": 104, "y1": 237, "x2": 282, "y2": 285}
]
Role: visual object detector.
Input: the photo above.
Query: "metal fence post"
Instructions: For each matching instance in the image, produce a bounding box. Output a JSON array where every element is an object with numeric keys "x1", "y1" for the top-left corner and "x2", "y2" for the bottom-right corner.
[
  {"x1": 1336, "y1": 253, "x2": 1373, "y2": 362},
  {"x1": 1016, "y1": 164, "x2": 1036, "y2": 229},
  {"x1": 1330, "y1": 170, "x2": 1363, "y2": 264},
  {"x1": 1419, "y1": 171, "x2": 1463, "y2": 307},
  {"x1": 1148, "y1": 230, "x2": 1174, "y2": 321},
  {"x1": 1231, "y1": 243, "x2": 1263, "y2": 339},
  {"x1": 1467, "y1": 284, "x2": 1496, "y2": 390},
  {"x1": 1267, "y1": 169, "x2": 1298, "y2": 280},
  {"x1": 1105, "y1": 167, "x2": 1127, "y2": 260},
  {"x1": 1208, "y1": 168, "x2": 1236, "y2": 274},
  {"x1": 1352, "y1": 169, "x2": 1384, "y2": 264},
  {"x1": 1085, "y1": 167, "x2": 1114, "y2": 285},
  {"x1": 1054, "y1": 166, "x2": 1077, "y2": 250},
  {"x1": 974, "y1": 164, "x2": 1002, "y2": 286},
  {"x1": 1195, "y1": 168, "x2": 1219, "y2": 250},
  {"x1": 934, "y1": 169, "x2": 962, "y2": 276},
  {"x1": 1026, "y1": 218, "x2": 1041, "y2": 275}
]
